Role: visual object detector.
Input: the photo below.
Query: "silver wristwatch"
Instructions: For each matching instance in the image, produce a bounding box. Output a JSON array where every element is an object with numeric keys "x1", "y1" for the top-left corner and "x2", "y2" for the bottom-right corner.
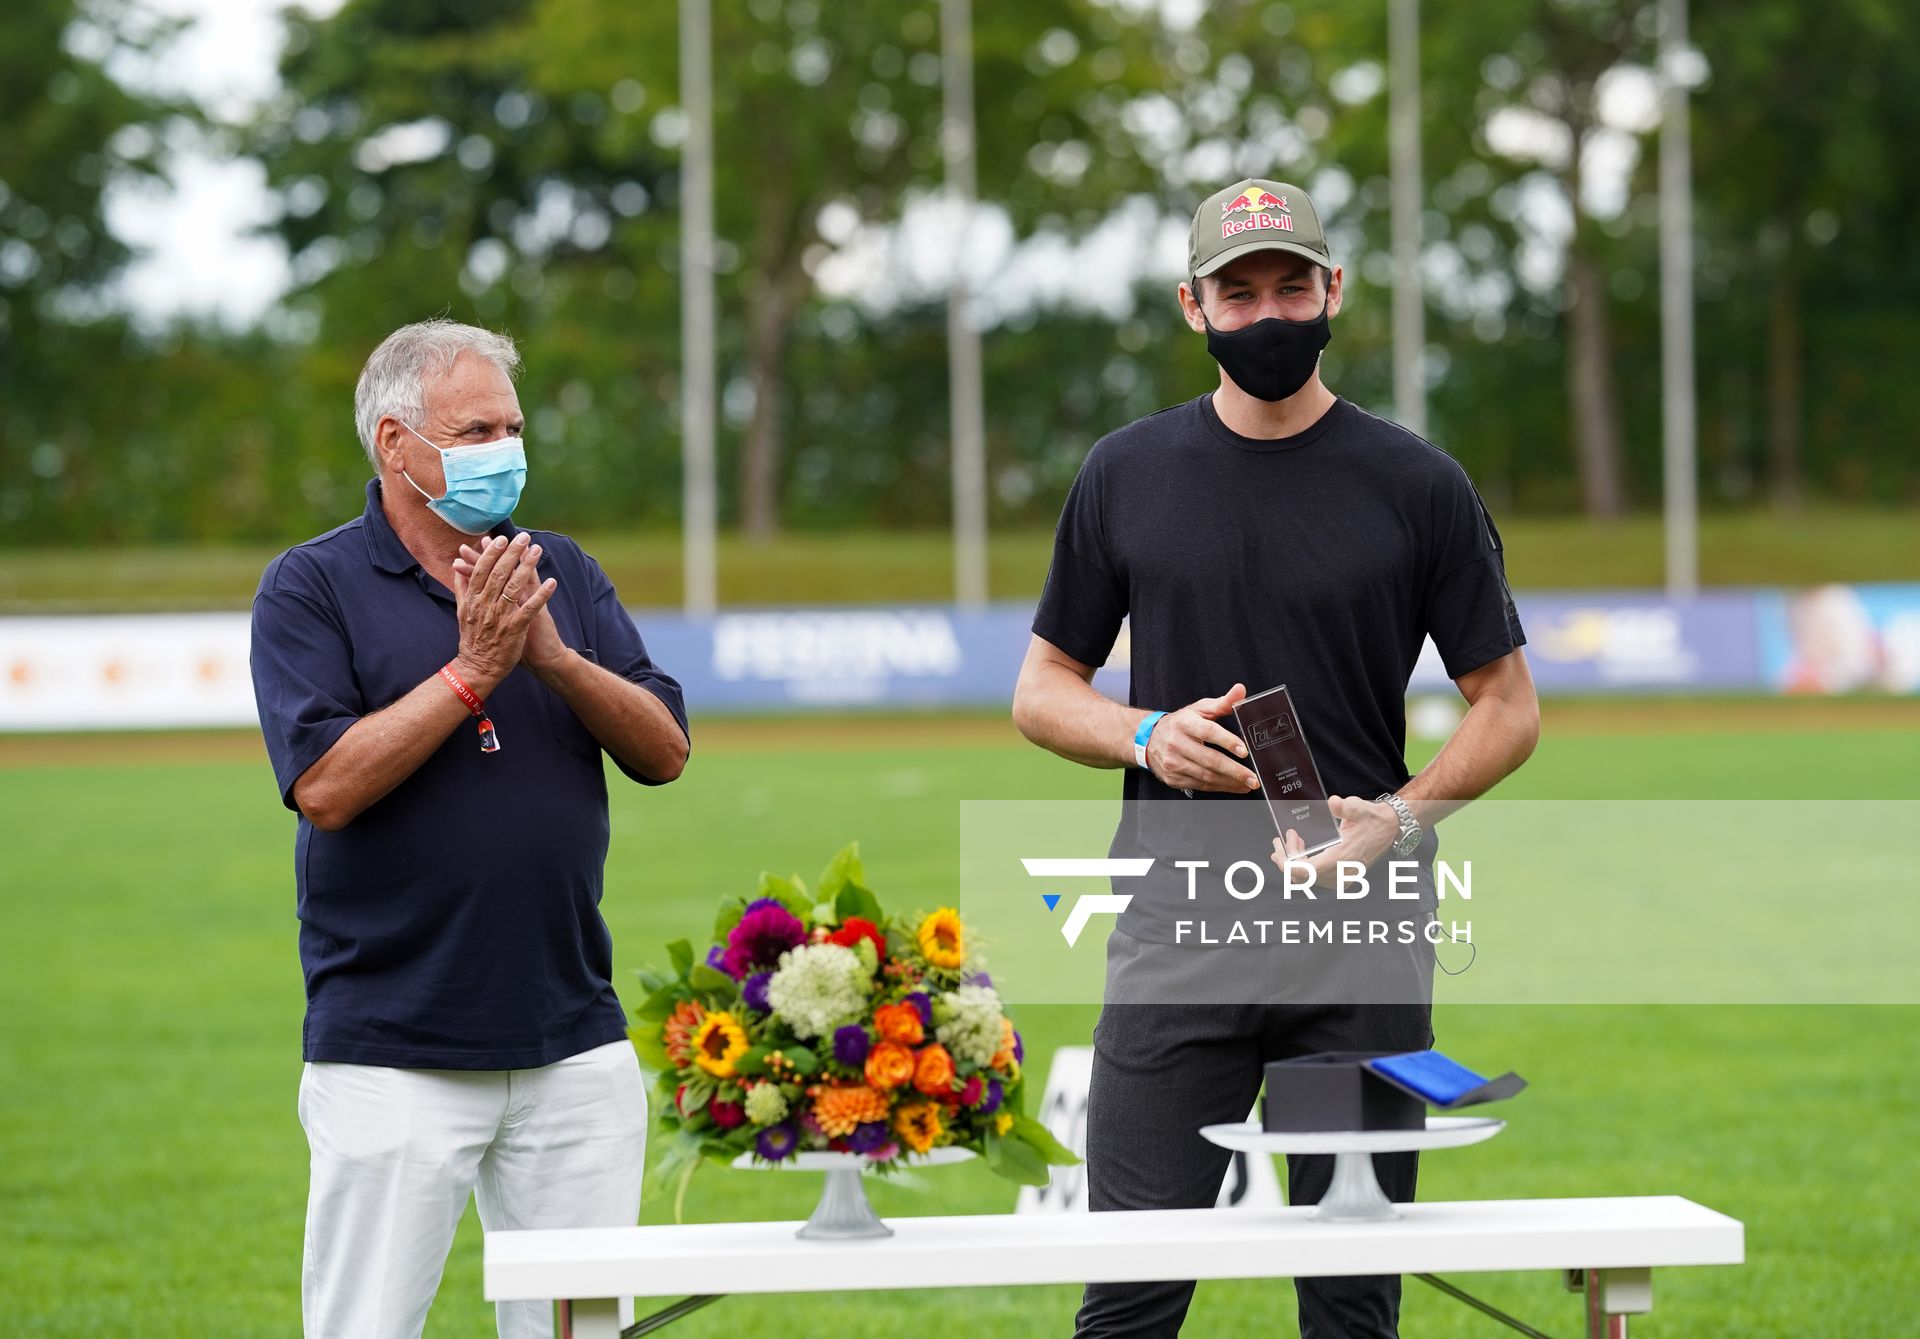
[{"x1": 1375, "y1": 792, "x2": 1422, "y2": 857}]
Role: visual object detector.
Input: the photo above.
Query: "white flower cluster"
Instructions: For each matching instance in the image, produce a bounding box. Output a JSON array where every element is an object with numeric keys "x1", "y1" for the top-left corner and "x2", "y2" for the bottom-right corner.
[
  {"x1": 934, "y1": 983, "x2": 1005, "y2": 1069},
  {"x1": 765, "y1": 941, "x2": 870, "y2": 1039},
  {"x1": 744, "y1": 1083, "x2": 789, "y2": 1126}
]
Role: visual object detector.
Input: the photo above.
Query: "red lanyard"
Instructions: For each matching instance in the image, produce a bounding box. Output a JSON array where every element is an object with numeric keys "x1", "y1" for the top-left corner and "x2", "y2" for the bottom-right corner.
[{"x1": 438, "y1": 663, "x2": 501, "y2": 753}]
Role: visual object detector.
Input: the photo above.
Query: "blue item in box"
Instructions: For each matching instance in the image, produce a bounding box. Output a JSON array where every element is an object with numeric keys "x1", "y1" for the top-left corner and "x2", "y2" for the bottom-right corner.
[{"x1": 1364, "y1": 1050, "x2": 1527, "y2": 1109}]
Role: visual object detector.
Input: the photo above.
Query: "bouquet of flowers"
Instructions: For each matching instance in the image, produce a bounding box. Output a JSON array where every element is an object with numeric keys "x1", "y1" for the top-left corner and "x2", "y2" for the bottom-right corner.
[{"x1": 629, "y1": 844, "x2": 1077, "y2": 1216}]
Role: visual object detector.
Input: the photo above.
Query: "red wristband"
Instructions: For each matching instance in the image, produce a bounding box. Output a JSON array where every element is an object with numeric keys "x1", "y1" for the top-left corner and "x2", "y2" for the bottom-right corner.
[{"x1": 439, "y1": 663, "x2": 501, "y2": 753}]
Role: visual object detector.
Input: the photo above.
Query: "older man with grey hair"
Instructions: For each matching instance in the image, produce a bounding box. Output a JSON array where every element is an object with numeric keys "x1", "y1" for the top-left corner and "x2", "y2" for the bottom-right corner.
[{"x1": 249, "y1": 318, "x2": 689, "y2": 1339}]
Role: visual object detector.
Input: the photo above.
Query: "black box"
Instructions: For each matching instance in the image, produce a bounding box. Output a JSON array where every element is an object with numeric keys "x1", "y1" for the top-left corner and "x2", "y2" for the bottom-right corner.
[
  {"x1": 1261, "y1": 1051, "x2": 1425, "y2": 1133},
  {"x1": 1262, "y1": 1050, "x2": 1529, "y2": 1132}
]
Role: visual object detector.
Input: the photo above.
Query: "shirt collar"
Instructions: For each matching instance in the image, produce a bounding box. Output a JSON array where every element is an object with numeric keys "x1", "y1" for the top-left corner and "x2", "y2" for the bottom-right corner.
[{"x1": 360, "y1": 477, "x2": 521, "y2": 575}]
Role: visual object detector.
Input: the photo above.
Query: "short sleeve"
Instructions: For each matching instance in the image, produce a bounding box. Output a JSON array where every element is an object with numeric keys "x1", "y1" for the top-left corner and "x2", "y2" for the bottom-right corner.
[
  {"x1": 1422, "y1": 470, "x2": 1527, "y2": 680},
  {"x1": 1031, "y1": 449, "x2": 1128, "y2": 669},
  {"x1": 580, "y1": 551, "x2": 690, "y2": 786},
  {"x1": 250, "y1": 556, "x2": 363, "y2": 811}
]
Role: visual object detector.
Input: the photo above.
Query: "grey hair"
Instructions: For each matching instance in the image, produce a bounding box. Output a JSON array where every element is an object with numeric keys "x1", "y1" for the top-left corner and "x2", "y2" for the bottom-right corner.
[{"x1": 352, "y1": 318, "x2": 522, "y2": 464}]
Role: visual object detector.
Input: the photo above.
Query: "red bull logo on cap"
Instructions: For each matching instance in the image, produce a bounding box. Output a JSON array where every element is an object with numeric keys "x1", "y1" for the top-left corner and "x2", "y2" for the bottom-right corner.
[{"x1": 1221, "y1": 187, "x2": 1294, "y2": 239}]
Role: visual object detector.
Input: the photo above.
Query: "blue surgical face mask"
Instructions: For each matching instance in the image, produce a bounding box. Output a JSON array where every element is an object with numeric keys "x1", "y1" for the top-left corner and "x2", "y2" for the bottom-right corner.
[{"x1": 399, "y1": 423, "x2": 527, "y2": 535}]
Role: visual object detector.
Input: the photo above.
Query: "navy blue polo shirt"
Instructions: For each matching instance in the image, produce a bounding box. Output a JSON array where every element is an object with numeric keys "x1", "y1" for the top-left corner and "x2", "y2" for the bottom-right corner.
[{"x1": 250, "y1": 479, "x2": 688, "y2": 1070}]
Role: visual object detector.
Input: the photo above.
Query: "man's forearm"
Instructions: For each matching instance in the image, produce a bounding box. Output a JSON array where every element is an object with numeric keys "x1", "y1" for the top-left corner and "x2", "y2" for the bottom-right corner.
[
  {"x1": 1399, "y1": 684, "x2": 1539, "y2": 825},
  {"x1": 293, "y1": 671, "x2": 475, "y2": 830},
  {"x1": 1012, "y1": 660, "x2": 1145, "y2": 770},
  {"x1": 533, "y1": 650, "x2": 689, "y2": 782}
]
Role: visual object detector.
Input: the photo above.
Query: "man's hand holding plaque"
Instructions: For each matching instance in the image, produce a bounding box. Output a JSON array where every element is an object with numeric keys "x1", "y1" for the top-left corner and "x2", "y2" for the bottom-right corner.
[
  {"x1": 1272, "y1": 794, "x2": 1401, "y2": 889},
  {"x1": 1231, "y1": 683, "x2": 1401, "y2": 889},
  {"x1": 1141, "y1": 682, "x2": 1262, "y2": 793}
]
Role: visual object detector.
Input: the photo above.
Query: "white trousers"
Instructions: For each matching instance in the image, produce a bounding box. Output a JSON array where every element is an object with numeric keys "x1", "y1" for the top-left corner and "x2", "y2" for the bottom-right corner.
[{"x1": 298, "y1": 1039, "x2": 648, "y2": 1339}]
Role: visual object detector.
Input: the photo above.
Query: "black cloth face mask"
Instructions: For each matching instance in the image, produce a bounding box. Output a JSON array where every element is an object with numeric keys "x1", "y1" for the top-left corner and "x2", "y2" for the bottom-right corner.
[{"x1": 1202, "y1": 298, "x2": 1333, "y2": 402}]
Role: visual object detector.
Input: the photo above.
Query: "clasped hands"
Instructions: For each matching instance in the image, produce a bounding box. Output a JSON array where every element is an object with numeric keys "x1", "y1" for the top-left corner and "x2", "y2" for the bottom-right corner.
[{"x1": 448, "y1": 532, "x2": 566, "y2": 694}]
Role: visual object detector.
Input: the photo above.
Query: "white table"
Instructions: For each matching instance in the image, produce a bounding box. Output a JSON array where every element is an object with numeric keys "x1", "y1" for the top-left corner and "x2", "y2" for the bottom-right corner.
[{"x1": 486, "y1": 1194, "x2": 1743, "y2": 1338}]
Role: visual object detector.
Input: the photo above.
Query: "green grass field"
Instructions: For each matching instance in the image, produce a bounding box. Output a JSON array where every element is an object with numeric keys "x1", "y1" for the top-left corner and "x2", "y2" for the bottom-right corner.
[
  {"x1": 2, "y1": 508, "x2": 1917, "y2": 612},
  {"x1": 2, "y1": 703, "x2": 1916, "y2": 1336}
]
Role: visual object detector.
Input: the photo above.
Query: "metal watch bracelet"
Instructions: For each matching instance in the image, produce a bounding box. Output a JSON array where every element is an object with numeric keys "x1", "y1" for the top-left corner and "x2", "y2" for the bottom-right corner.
[{"x1": 1375, "y1": 791, "x2": 1422, "y2": 856}]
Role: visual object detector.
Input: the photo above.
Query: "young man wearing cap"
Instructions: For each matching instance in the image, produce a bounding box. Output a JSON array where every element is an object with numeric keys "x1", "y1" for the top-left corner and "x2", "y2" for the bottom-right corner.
[{"x1": 1011, "y1": 180, "x2": 1539, "y2": 1338}]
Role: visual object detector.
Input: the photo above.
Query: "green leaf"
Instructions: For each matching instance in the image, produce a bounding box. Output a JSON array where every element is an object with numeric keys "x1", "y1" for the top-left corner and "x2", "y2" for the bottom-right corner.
[
  {"x1": 757, "y1": 870, "x2": 801, "y2": 900},
  {"x1": 984, "y1": 1132, "x2": 1051, "y2": 1187},
  {"x1": 777, "y1": 1046, "x2": 820, "y2": 1075},
  {"x1": 834, "y1": 881, "x2": 883, "y2": 926},
  {"x1": 810, "y1": 900, "x2": 839, "y2": 927},
  {"x1": 689, "y1": 963, "x2": 737, "y2": 997},
  {"x1": 757, "y1": 871, "x2": 813, "y2": 921},
  {"x1": 732, "y1": 1046, "x2": 770, "y2": 1078},
  {"x1": 632, "y1": 983, "x2": 681, "y2": 1022},
  {"x1": 712, "y1": 897, "x2": 747, "y2": 942},
  {"x1": 627, "y1": 1026, "x2": 672, "y2": 1073},
  {"x1": 643, "y1": 1128, "x2": 705, "y2": 1201},
  {"x1": 634, "y1": 966, "x2": 674, "y2": 994},
  {"x1": 1011, "y1": 1115, "x2": 1081, "y2": 1167},
  {"x1": 817, "y1": 842, "x2": 865, "y2": 899},
  {"x1": 671, "y1": 1150, "x2": 702, "y2": 1225},
  {"x1": 666, "y1": 939, "x2": 694, "y2": 980},
  {"x1": 650, "y1": 1069, "x2": 680, "y2": 1112}
]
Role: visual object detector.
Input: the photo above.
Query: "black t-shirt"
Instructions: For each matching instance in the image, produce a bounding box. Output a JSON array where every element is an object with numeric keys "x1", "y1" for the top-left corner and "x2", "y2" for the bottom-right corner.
[
  {"x1": 1032, "y1": 393, "x2": 1525, "y2": 941},
  {"x1": 250, "y1": 480, "x2": 689, "y2": 1069}
]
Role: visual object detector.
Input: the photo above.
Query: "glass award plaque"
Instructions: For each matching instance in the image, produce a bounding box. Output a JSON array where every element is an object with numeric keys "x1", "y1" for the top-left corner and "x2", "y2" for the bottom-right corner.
[{"x1": 1233, "y1": 683, "x2": 1343, "y2": 857}]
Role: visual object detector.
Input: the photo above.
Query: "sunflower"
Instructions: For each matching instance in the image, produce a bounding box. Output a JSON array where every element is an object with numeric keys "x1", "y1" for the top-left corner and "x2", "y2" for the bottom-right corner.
[
  {"x1": 662, "y1": 999, "x2": 707, "y2": 1067},
  {"x1": 690, "y1": 1010, "x2": 750, "y2": 1078},
  {"x1": 893, "y1": 1099, "x2": 943, "y2": 1154},
  {"x1": 915, "y1": 908, "x2": 966, "y2": 971},
  {"x1": 811, "y1": 1084, "x2": 891, "y2": 1138}
]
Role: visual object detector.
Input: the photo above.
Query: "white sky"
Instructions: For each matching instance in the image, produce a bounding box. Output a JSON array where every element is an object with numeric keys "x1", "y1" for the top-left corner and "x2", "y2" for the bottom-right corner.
[{"x1": 103, "y1": 0, "x2": 341, "y2": 329}]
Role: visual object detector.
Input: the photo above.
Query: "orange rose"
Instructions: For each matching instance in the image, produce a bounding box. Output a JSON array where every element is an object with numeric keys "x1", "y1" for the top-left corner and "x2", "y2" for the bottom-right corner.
[
  {"x1": 912, "y1": 1042, "x2": 957, "y2": 1097},
  {"x1": 874, "y1": 1001, "x2": 925, "y2": 1046},
  {"x1": 864, "y1": 1040, "x2": 915, "y2": 1091},
  {"x1": 990, "y1": 1016, "x2": 1016, "y2": 1070}
]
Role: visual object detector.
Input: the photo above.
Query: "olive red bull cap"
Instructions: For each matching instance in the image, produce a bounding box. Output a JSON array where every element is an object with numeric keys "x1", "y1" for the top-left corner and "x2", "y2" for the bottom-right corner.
[{"x1": 1189, "y1": 178, "x2": 1332, "y2": 279}]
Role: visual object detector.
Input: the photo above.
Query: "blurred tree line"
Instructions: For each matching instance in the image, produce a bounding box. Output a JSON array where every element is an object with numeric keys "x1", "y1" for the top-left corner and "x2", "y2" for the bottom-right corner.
[{"x1": 3, "y1": 0, "x2": 1917, "y2": 546}]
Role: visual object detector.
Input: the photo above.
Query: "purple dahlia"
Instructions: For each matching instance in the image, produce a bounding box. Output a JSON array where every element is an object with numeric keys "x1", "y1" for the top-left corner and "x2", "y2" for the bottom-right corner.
[{"x1": 721, "y1": 902, "x2": 806, "y2": 978}]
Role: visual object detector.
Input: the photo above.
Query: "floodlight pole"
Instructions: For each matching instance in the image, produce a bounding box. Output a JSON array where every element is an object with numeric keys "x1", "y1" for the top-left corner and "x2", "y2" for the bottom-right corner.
[
  {"x1": 1388, "y1": 0, "x2": 1427, "y2": 439},
  {"x1": 943, "y1": 0, "x2": 989, "y2": 611},
  {"x1": 1659, "y1": 0, "x2": 1699, "y2": 598},
  {"x1": 679, "y1": 0, "x2": 718, "y2": 616}
]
